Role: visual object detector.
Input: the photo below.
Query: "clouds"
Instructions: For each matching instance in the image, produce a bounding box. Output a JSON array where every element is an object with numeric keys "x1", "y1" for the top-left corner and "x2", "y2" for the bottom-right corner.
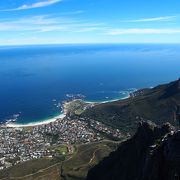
[
  {"x1": 107, "y1": 15, "x2": 180, "y2": 35},
  {"x1": 124, "y1": 16, "x2": 177, "y2": 22},
  {"x1": 1, "y1": 14, "x2": 180, "y2": 36},
  {"x1": 0, "y1": 15, "x2": 105, "y2": 33},
  {"x1": 107, "y1": 28, "x2": 180, "y2": 35},
  {"x1": 1, "y1": 0, "x2": 62, "y2": 11},
  {"x1": 0, "y1": 0, "x2": 180, "y2": 45}
]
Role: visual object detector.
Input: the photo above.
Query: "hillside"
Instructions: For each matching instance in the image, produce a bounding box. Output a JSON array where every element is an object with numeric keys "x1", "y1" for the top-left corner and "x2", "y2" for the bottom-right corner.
[
  {"x1": 1, "y1": 79, "x2": 180, "y2": 179},
  {"x1": 0, "y1": 141, "x2": 118, "y2": 180},
  {"x1": 82, "y1": 79, "x2": 180, "y2": 134},
  {"x1": 87, "y1": 121, "x2": 180, "y2": 180}
]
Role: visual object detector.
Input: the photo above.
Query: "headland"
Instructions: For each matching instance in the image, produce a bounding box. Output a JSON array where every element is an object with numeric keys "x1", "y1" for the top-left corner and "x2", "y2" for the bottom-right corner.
[{"x1": 2, "y1": 92, "x2": 132, "y2": 128}]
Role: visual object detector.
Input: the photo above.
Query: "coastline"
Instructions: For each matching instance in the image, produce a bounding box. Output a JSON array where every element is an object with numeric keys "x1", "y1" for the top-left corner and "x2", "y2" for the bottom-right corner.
[
  {"x1": 85, "y1": 94, "x2": 130, "y2": 104},
  {"x1": 4, "y1": 113, "x2": 66, "y2": 128},
  {"x1": 3, "y1": 91, "x2": 133, "y2": 128}
]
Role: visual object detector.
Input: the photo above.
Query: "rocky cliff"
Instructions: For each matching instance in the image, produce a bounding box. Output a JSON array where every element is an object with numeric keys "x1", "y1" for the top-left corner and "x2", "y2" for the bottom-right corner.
[{"x1": 87, "y1": 121, "x2": 180, "y2": 180}]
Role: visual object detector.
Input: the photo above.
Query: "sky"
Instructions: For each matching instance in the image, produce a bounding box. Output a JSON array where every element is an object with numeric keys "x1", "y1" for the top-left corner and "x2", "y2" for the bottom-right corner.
[{"x1": 0, "y1": 0, "x2": 180, "y2": 45}]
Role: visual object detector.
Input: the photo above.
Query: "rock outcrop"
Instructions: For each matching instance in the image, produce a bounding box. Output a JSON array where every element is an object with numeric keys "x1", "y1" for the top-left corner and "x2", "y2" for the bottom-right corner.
[{"x1": 87, "y1": 121, "x2": 180, "y2": 180}]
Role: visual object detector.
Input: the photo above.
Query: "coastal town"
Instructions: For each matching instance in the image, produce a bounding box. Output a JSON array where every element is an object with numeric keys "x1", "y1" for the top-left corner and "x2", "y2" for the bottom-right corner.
[{"x1": 0, "y1": 100, "x2": 125, "y2": 171}]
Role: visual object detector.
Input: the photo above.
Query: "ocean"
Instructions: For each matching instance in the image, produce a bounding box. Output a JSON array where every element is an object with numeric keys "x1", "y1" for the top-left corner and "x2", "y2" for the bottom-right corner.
[{"x1": 0, "y1": 44, "x2": 180, "y2": 125}]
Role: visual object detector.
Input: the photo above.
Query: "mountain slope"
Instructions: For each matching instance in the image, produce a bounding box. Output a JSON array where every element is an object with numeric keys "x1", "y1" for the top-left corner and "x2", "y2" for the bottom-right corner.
[
  {"x1": 0, "y1": 141, "x2": 118, "y2": 180},
  {"x1": 87, "y1": 121, "x2": 180, "y2": 180},
  {"x1": 82, "y1": 79, "x2": 180, "y2": 134}
]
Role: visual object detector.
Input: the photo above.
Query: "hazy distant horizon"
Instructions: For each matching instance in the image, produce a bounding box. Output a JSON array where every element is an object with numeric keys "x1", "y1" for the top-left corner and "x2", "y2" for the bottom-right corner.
[{"x1": 1, "y1": 42, "x2": 180, "y2": 48}]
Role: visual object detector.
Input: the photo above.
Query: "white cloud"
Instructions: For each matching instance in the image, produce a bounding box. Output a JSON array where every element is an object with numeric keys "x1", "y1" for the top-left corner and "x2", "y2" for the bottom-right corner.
[
  {"x1": 74, "y1": 27, "x2": 102, "y2": 32},
  {"x1": 124, "y1": 16, "x2": 176, "y2": 22},
  {"x1": 61, "y1": 10, "x2": 85, "y2": 15},
  {"x1": 0, "y1": 15, "x2": 105, "y2": 33},
  {"x1": 1, "y1": 0, "x2": 62, "y2": 11},
  {"x1": 108, "y1": 28, "x2": 180, "y2": 35}
]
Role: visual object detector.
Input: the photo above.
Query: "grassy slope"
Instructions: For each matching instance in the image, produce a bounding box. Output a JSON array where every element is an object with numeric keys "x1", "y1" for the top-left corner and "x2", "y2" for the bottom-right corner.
[
  {"x1": 82, "y1": 80, "x2": 180, "y2": 134},
  {"x1": 61, "y1": 141, "x2": 118, "y2": 180},
  {"x1": 0, "y1": 141, "x2": 118, "y2": 180}
]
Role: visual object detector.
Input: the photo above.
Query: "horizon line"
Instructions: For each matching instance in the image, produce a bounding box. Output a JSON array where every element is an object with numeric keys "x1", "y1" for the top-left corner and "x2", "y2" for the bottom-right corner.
[{"x1": 1, "y1": 42, "x2": 180, "y2": 47}]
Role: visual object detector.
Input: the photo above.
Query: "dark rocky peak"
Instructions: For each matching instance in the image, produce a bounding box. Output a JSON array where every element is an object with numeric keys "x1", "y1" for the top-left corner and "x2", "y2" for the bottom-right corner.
[
  {"x1": 164, "y1": 130, "x2": 180, "y2": 162},
  {"x1": 142, "y1": 129, "x2": 180, "y2": 180},
  {"x1": 134, "y1": 121, "x2": 173, "y2": 151},
  {"x1": 86, "y1": 121, "x2": 177, "y2": 180}
]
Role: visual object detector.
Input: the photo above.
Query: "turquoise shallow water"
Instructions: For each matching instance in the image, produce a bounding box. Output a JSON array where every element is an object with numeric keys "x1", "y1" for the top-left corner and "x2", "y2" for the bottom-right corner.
[{"x1": 0, "y1": 44, "x2": 180, "y2": 124}]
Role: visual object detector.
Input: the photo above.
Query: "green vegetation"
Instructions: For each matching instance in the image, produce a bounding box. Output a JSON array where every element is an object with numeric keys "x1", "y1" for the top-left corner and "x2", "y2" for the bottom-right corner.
[
  {"x1": 2, "y1": 79, "x2": 180, "y2": 179},
  {"x1": 75, "y1": 109, "x2": 84, "y2": 115},
  {"x1": 55, "y1": 145, "x2": 68, "y2": 155},
  {"x1": 64, "y1": 100, "x2": 91, "y2": 116},
  {"x1": 0, "y1": 158, "x2": 59, "y2": 179},
  {"x1": 22, "y1": 127, "x2": 33, "y2": 132},
  {"x1": 82, "y1": 79, "x2": 180, "y2": 135},
  {"x1": 0, "y1": 141, "x2": 119, "y2": 180},
  {"x1": 61, "y1": 140, "x2": 119, "y2": 179}
]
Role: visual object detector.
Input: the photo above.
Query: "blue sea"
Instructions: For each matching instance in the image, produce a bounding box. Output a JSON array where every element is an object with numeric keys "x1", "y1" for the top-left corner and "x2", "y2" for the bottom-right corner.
[{"x1": 0, "y1": 44, "x2": 180, "y2": 125}]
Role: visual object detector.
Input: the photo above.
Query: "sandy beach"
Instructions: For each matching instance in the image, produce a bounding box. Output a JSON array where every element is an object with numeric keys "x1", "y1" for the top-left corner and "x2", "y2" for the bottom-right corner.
[
  {"x1": 85, "y1": 94, "x2": 130, "y2": 104},
  {"x1": 5, "y1": 113, "x2": 66, "y2": 128},
  {"x1": 4, "y1": 93, "x2": 131, "y2": 128}
]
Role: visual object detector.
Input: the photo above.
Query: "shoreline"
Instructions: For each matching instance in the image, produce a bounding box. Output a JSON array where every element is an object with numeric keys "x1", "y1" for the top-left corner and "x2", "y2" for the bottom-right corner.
[
  {"x1": 4, "y1": 113, "x2": 66, "y2": 128},
  {"x1": 3, "y1": 92, "x2": 133, "y2": 128},
  {"x1": 85, "y1": 94, "x2": 130, "y2": 104}
]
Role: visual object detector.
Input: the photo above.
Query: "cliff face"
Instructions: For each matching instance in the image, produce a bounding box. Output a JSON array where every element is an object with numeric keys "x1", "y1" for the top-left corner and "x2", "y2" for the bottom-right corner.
[{"x1": 87, "y1": 121, "x2": 180, "y2": 180}]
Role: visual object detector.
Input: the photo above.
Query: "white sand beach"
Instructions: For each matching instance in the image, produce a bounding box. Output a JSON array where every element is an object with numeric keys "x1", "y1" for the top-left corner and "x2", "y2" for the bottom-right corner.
[
  {"x1": 5, "y1": 113, "x2": 66, "y2": 128},
  {"x1": 4, "y1": 93, "x2": 131, "y2": 128},
  {"x1": 85, "y1": 94, "x2": 130, "y2": 104}
]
